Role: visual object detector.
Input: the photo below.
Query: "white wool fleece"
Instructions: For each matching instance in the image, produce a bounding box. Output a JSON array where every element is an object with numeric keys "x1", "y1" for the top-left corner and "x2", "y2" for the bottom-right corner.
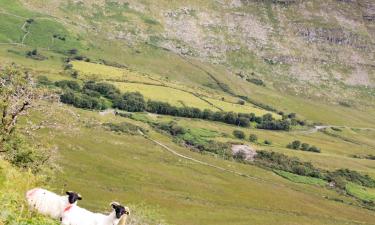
[
  {"x1": 61, "y1": 205, "x2": 121, "y2": 225},
  {"x1": 26, "y1": 188, "x2": 73, "y2": 219}
]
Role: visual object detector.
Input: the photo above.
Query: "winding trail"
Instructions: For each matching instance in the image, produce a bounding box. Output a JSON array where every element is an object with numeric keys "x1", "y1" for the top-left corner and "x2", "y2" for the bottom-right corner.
[
  {"x1": 150, "y1": 139, "x2": 259, "y2": 179},
  {"x1": 20, "y1": 21, "x2": 30, "y2": 45},
  {"x1": 137, "y1": 130, "x2": 259, "y2": 180}
]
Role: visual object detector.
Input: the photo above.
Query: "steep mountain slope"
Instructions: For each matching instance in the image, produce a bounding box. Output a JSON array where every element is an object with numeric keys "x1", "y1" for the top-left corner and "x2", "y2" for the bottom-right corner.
[
  {"x1": 22, "y1": 0, "x2": 375, "y2": 103},
  {"x1": 0, "y1": 0, "x2": 372, "y2": 127}
]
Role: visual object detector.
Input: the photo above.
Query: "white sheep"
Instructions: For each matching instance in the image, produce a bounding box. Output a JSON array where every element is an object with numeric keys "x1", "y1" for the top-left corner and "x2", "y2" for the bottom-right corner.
[
  {"x1": 61, "y1": 202, "x2": 130, "y2": 225},
  {"x1": 26, "y1": 188, "x2": 82, "y2": 219}
]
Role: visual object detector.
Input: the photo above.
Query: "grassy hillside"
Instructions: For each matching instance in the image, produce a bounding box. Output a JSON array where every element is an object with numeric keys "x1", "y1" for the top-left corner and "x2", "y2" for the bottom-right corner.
[
  {"x1": 29, "y1": 103, "x2": 375, "y2": 225},
  {"x1": 0, "y1": 160, "x2": 57, "y2": 225}
]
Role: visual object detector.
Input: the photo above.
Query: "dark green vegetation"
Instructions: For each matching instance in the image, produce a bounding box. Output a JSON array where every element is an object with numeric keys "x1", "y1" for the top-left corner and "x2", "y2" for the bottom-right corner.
[
  {"x1": 287, "y1": 140, "x2": 321, "y2": 153},
  {"x1": 254, "y1": 150, "x2": 375, "y2": 207},
  {"x1": 233, "y1": 130, "x2": 246, "y2": 139},
  {"x1": 50, "y1": 78, "x2": 291, "y2": 130}
]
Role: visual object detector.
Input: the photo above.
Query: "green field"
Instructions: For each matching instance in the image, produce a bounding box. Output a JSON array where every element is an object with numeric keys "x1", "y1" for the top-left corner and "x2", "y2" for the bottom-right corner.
[
  {"x1": 346, "y1": 183, "x2": 375, "y2": 202},
  {"x1": 274, "y1": 170, "x2": 327, "y2": 186}
]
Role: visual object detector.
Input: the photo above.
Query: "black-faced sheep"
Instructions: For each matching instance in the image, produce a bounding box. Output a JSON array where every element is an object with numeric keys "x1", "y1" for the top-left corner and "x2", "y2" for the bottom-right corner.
[
  {"x1": 61, "y1": 201, "x2": 129, "y2": 225},
  {"x1": 26, "y1": 188, "x2": 82, "y2": 219}
]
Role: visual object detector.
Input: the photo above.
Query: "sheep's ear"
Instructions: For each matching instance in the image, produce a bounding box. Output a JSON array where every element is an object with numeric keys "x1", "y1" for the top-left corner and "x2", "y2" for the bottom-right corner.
[
  {"x1": 66, "y1": 191, "x2": 71, "y2": 195},
  {"x1": 110, "y1": 202, "x2": 120, "y2": 208},
  {"x1": 77, "y1": 194, "x2": 82, "y2": 200}
]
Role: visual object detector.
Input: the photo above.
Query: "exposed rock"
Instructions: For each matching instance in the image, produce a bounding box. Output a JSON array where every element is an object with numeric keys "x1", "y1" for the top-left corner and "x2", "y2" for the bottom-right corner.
[{"x1": 231, "y1": 145, "x2": 257, "y2": 161}]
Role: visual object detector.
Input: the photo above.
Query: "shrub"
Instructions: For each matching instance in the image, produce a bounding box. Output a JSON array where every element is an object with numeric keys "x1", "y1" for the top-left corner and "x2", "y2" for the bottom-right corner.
[
  {"x1": 301, "y1": 143, "x2": 310, "y2": 151},
  {"x1": 327, "y1": 169, "x2": 375, "y2": 188},
  {"x1": 155, "y1": 122, "x2": 186, "y2": 136},
  {"x1": 308, "y1": 146, "x2": 321, "y2": 153},
  {"x1": 103, "y1": 122, "x2": 147, "y2": 135},
  {"x1": 289, "y1": 140, "x2": 301, "y2": 149},
  {"x1": 55, "y1": 80, "x2": 81, "y2": 91},
  {"x1": 83, "y1": 81, "x2": 120, "y2": 100},
  {"x1": 233, "y1": 150, "x2": 247, "y2": 161},
  {"x1": 254, "y1": 151, "x2": 322, "y2": 178},
  {"x1": 67, "y1": 48, "x2": 78, "y2": 55},
  {"x1": 60, "y1": 90, "x2": 107, "y2": 110},
  {"x1": 264, "y1": 140, "x2": 272, "y2": 145},
  {"x1": 36, "y1": 75, "x2": 52, "y2": 86},
  {"x1": 114, "y1": 92, "x2": 146, "y2": 112},
  {"x1": 233, "y1": 130, "x2": 245, "y2": 139},
  {"x1": 257, "y1": 119, "x2": 290, "y2": 131},
  {"x1": 249, "y1": 134, "x2": 258, "y2": 142},
  {"x1": 246, "y1": 78, "x2": 265, "y2": 86},
  {"x1": 331, "y1": 127, "x2": 342, "y2": 132},
  {"x1": 236, "y1": 116, "x2": 250, "y2": 127}
]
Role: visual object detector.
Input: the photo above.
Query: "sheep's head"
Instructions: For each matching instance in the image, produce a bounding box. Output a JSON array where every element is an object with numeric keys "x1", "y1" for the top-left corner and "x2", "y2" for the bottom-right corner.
[
  {"x1": 66, "y1": 191, "x2": 82, "y2": 204},
  {"x1": 111, "y1": 202, "x2": 130, "y2": 219}
]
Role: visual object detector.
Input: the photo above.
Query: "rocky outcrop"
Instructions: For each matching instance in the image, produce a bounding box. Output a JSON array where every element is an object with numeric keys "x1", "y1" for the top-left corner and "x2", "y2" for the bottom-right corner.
[{"x1": 296, "y1": 26, "x2": 373, "y2": 51}]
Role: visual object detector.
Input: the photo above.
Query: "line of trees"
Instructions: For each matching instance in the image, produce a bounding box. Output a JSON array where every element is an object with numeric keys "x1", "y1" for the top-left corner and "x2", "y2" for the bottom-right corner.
[
  {"x1": 286, "y1": 140, "x2": 321, "y2": 153},
  {"x1": 48, "y1": 79, "x2": 292, "y2": 130}
]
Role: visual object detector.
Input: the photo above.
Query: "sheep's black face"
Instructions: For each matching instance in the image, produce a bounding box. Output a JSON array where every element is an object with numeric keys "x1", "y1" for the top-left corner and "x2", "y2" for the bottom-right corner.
[
  {"x1": 112, "y1": 204, "x2": 129, "y2": 219},
  {"x1": 66, "y1": 191, "x2": 82, "y2": 204}
]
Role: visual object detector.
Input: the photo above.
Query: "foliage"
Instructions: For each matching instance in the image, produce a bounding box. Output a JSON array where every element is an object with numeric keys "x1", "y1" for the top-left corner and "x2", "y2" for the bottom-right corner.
[
  {"x1": 37, "y1": 75, "x2": 53, "y2": 86},
  {"x1": 147, "y1": 100, "x2": 285, "y2": 129},
  {"x1": 345, "y1": 183, "x2": 375, "y2": 203},
  {"x1": 55, "y1": 80, "x2": 81, "y2": 91},
  {"x1": 264, "y1": 140, "x2": 272, "y2": 145},
  {"x1": 114, "y1": 92, "x2": 146, "y2": 112},
  {"x1": 249, "y1": 134, "x2": 258, "y2": 142},
  {"x1": 287, "y1": 140, "x2": 321, "y2": 153},
  {"x1": 327, "y1": 169, "x2": 375, "y2": 188},
  {"x1": 83, "y1": 81, "x2": 120, "y2": 100},
  {"x1": 254, "y1": 151, "x2": 323, "y2": 178},
  {"x1": 60, "y1": 90, "x2": 108, "y2": 110},
  {"x1": 0, "y1": 65, "x2": 54, "y2": 171},
  {"x1": 257, "y1": 119, "x2": 291, "y2": 131},
  {"x1": 103, "y1": 122, "x2": 147, "y2": 135},
  {"x1": 246, "y1": 78, "x2": 265, "y2": 86},
  {"x1": 233, "y1": 130, "x2": 245, "y2": 139},
  {"x1": 274, "y1": 170, "x2": 327, "y2": 186},
  {"x1": 154, "y1": 121, "x2": 186, "y2": 136},
  {"x1": 0, "y1": 161, "x2": 57, "y2": 225}
]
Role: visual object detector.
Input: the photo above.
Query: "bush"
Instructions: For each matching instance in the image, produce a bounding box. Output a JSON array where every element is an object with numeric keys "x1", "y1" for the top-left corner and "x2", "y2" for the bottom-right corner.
[
  {"x1": 155, "y1": 122, "x2": 186, "y2": 136},
  {"x1": 103, "y1": 122, "x2": 147, "y2": 135},
  {"x1": 55, "y1": 80, "x2": 81, "y2": 91},
  {"x1": 246, "y1": 78, "x2": 265, "y2": 86},
  {"x1": 233, "y1": 130, "x2": 245, "y2": 139},
  {"x1": 233, "y1": 150, "x2": 247, "y2": 161},
  {"x1": 257, "y1": 119, "x2": 290, "y2": 131},
  {"x1": 264, "y1": 140, "x2": 272, "y2": 145},
  {"x1": 36, "y1": 75, "x2": 52, "y2": 86},
  {"x1": 114, "y1": 92, "x2": 146, "y2": 112},
  {"x1": 249, "y1": 134, "x2": 258, "y2": 142},
  {"x1": 60, "y1": 90, "x2": 107, "y2": 110},
  {"x1": 301, "y1": 143, "x2": 310, "y2": 151},
  {"x1": 287, "y1": 140, "x2": 301, "y2": 149},
  {"x1": 308, "y1": 146, "x2": 321, "y2": 153},
  {"x1": 83, "y1": 81, "x2": 120, "y2": 100},
  {"x1": 254, "y1": 151, "x2": 323, "y2": 178},
  {"x1": 327, "y1": 169, "x2": 375, "y2": 188}
]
